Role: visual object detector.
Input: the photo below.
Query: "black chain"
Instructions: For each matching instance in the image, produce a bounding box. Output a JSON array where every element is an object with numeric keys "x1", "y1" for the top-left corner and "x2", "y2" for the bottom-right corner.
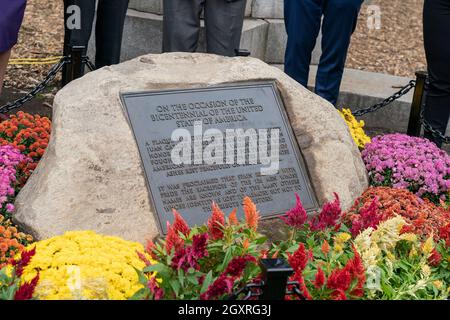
[
  {"x1": 418, "y1": 76, "x2": 450, "y2": 144},
  {"x1": 227, "y1": 280, "x2": 306, "y2": 300},
  {"x1": 0, "y1": 57, "x2": 70, "y2": 114},
  {"x1": 351, "y1": 80, "x2": 416, "y2": 117},
  {"x1": 285, "y1": 281, "x2": 306, "y2": 300},
  {"x1": 226, "y1": 282, "x2": 264, "y2": 300},
  {"x1": 420, "y1": 109, "x2": 450, "y2": 144},
  {"x1": 83, "y1": 57, "x2": 96, "y2": 72}
]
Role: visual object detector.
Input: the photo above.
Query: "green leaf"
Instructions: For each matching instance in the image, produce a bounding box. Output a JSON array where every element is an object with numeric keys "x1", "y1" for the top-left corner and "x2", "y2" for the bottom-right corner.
[
  {"x1": 254, "y1": 236, "x2": 268, "y2": 245},
  {"x1": 287, "y1": 244, "x2": 299, "y2": 253},
  {"x1": 220, "y1": 248, "x2": 233, "y2": 271},
  {"x1": 186, "y1": 274, "x2": 199, "y2": 285},
  {"x1": 143, "y1": 263, "x2": 171, "y2": 278},
  {"x1": 306, "y1": 235, "x2": 316, "y2": 248},
  {"x1": 169, "y1": 279, "x2": 181, "y2": 297},
  {"x1": 128, "y1": 288, "x2": 150, "y2": 300},
  {"x1": 133, "y1": 267, "x2": 149, "y2": 286},
  {"x1": 178, "y1": 269, "x2": 185, "y2": 287},
  {"x1": 200, "y1": 271, "x2": 213, "y2": 294}
]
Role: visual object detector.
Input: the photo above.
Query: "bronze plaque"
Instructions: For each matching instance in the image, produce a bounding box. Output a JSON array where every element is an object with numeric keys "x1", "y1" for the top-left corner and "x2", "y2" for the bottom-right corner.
[{"x1": 121, "y1": 82, "x2": 318, "y2": 233}]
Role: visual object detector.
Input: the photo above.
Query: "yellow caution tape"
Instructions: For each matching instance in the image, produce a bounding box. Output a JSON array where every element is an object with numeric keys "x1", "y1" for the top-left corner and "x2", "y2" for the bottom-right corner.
[{"x1": 8, "y1": 56, "x2": 63, "y2": 65}]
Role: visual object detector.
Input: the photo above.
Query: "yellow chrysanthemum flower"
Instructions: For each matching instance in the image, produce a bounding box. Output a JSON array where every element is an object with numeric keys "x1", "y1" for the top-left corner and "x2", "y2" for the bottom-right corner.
[
  {"x1": 338, "y1": 108, "x2": 371, "y2": 148},
  {"x1": 21, "y1": 231, "x2": 153, "y2": 300}
]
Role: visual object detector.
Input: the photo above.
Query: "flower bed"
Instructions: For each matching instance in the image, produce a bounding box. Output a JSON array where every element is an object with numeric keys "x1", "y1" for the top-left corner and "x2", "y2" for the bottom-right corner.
[
  {"x1": 0, "y1": 112, "x2": 45, "y2": 270},
  {"x1": 0, "y1": 218, "x2": 33, "y2": 268},
  {"x1": 21, "y1": 231, "x2": 152, "y2": 300},
  {"x1": 0, "y1": 145, "x2": 29, "y2": 219},
  {"x1": 0, "y1": 111, "x2": 449, "y2": 300},
  {"x1": 0, "y1": 248, "x2": 39, "y2": 300},
  {"x1": 362, "y1": 134, "x2": 450, "y2": 204},
  {"x1": 133, "y1": 200, "x2": 263, "y2": 300},
  {"x1": 133, "y1": 195, "x2": 449, "y2": 300},
  {"x1": 0, "y1": 112, "x2": 51, "y2": 186},
  {"x1": 345, "y1": 187, "x2": 450, "y2": 241}
]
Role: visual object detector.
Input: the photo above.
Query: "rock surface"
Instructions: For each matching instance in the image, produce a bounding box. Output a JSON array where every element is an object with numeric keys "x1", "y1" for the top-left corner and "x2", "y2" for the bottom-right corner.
[{"x1": 14, "y1": 53, "x2": 368, "y2": 243}]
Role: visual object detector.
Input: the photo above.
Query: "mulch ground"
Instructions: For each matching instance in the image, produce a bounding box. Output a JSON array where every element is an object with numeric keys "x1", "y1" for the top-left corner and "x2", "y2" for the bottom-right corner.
[
  {"x1": 4, "y1": 1, "x2": 64, "y2": 91},
  {"x1": 347, "y1": 0, "x2": 426, "y2": 77}
]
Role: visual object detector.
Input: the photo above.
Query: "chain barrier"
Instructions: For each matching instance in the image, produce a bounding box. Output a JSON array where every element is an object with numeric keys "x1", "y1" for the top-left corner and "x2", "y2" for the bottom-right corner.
[
  {"x1": 0, "y1": 56, "x2": 70, "y2": 114},
  {"x1": 418, "y1": 77, "x2": 450, "y2": 144},
  {"x1": 349, "y1": 78, "x2": 449, "y2": 144},
  {"x1": 227, "y1": 280, "x2": 306, "y2": 300},
  {"x1": 0, "y1": 55, "x2": 98, "y2": 114},
  {"x1": 82, "y1": 57, "x2": 96, "y2": 72},
  {"x1": 351, "y1": 80, "x2": 416, "y2": 117},
  {"x1": 421, "y1": 110, "x2": 450, "y2": 144},
  {"x1": 226, "y1": 282, "x2": 264, "y2": 300}
]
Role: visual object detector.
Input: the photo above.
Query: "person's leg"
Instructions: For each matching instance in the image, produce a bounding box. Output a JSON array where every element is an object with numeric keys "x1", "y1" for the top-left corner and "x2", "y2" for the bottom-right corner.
[
  {"x1": 316, "y1": 0, "x2": 363, "y2": 105},
  {"x1": 95, "y1": 0, "x2": 129, "y2": 68},
  {"x1": 423, "y1": 0, "x2": 450, "y2": 147},
  {"x1": 0, "y1": 50, "x2": 11, "y2": 95},
  {"x1": 163, "y1": 0, "x2": 204, "y2": 53},
  {"x1": 204, "y1": 0, "x2": 247, "y2": 56},
  {"x1": 284, "y1": 0, "x2": 322, "y2": 88}
]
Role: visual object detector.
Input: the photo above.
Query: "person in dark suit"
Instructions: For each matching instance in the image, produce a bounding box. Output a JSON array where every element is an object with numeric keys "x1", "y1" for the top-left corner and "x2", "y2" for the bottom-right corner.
[
  {"x1": 284, "y1": 0, "x2": 364, "y2": 105},
  {"x1": 64, "y1": 0, "x2": 129, "y2": 69},
  {"x1": 162, "y1": 0, "x2": 247, "y2": 57},
  {"x1": 423, "y1": 0, "x2": 450, "y2": 148}
]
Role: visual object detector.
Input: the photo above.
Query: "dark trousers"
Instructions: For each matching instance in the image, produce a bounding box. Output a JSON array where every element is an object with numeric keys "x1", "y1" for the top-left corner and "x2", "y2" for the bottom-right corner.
[
  {"x1": 423, "y1": 0, "x2": 450, "y2": 147},
  {"x1": 284, "y1": 0, "x2": 363, "y2": 105},
  {"x1": 64, "y1": 0, "x2": 129, "y2": 69},
  {"x1": 163, "y1": 0, "x2": 247, "y2": 57}
]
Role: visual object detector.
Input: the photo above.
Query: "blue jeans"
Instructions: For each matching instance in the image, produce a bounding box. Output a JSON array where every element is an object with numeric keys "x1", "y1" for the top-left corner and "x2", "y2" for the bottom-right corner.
[{"x1": 284, "y1": 0, "x2": 363, "y2": 105}]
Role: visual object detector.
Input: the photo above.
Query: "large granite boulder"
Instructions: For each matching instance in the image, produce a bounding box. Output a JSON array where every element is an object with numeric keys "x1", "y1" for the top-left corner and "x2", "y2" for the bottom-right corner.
[{"x1": 14, "y1": 53, "x2": 368, "y2": 243}]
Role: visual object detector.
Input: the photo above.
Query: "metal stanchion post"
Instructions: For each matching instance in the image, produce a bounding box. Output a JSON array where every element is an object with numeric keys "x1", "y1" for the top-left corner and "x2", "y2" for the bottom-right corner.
[
  {"x1": 235, "y1": 49, "x2": 251, "y2": 57},
  {"x1": 259, "y1": 259, "x2": 293, "y2": 300},
  {"x1": 62, "y1": 0, "x2": 73, "y2": 87},
  {"x1": 70, "y1": 46, "x2": 85, "y2": 80},
  {"x1": 407, "y1": 71, "x2": 427, "y2": 137}
]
